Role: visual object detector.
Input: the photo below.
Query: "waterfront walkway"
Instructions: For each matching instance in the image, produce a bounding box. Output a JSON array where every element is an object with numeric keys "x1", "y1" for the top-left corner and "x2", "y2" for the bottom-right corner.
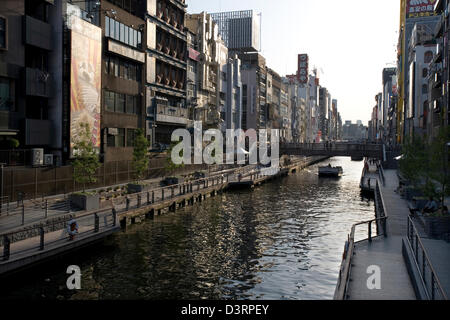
[{"x1": 346, "y1": 169, "x2": 417, "y2": 299}]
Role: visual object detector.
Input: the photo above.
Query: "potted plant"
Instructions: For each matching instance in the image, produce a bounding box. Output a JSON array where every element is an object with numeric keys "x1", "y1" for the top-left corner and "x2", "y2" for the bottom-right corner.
[
  {"x1": 70, "y1": 123, "x2": 101, "y2": 211},
  {"x1": 128, "y1": 129, "x2": 150, "y2": 194}
]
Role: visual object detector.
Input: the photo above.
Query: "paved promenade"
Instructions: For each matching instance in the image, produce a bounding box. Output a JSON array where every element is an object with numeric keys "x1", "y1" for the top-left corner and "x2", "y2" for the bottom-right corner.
[{"x1": 346, "y1": 169, "x2": 417, "y2": 299}]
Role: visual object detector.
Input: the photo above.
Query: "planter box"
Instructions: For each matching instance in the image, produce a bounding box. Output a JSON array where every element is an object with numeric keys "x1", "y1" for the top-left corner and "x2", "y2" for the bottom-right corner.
[
  {"x1": 127, "y1": 183, "x2": 150, "y2": 194},
  {"x1": 70, "y1": 193, "x2": 100, "y2": 211},
  {"x1": 423, "y1": 216, "x2": 450, "y2": 240}
]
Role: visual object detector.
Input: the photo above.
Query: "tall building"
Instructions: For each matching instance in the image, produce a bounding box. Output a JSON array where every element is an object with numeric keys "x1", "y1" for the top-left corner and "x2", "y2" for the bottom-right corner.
[
  {"x1": 210, "y1": 10, "x2": 260, "y2": 53},
  {"x1": 101, "y1": 0, "x2": 146, "y2": 162},
  {"x1": 146, "y1": 0, "x2": 189, "y2": 147},
  {"x1": 318, "y1": 87, "x2": 329, "y2": 141},
  {"x1": 185, "y1": 12, "x2": 242, "y2": 132},
  {"x1": 382, "y1": 68, "x2": 397, "y2": 144}
]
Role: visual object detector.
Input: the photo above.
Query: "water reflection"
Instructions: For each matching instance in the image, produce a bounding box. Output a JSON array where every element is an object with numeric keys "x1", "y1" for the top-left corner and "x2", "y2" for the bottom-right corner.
[{"x1": 0, "y1": 157, "x2": 374, "y2": 300}]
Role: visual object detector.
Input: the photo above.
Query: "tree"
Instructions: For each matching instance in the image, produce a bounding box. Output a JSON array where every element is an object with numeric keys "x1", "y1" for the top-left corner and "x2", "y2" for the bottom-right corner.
[
  {"x1": 427, "y1": 126, "x2": 450, "y2": 205},
  {"x1": 165, "y1": 142, "x2": 184, "y2": 176},
  {"x1": 72, "y1": 123, "x2": 101, "y2": 193},
  {"x1": 132, "y1": 129, "x2": 149, "y2": 183},
  {"x1": 399, "y1": 134, "x2": 427, "y2": 188}
]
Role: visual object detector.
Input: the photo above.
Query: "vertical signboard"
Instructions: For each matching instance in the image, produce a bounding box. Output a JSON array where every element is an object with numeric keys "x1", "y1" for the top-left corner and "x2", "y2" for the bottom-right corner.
[
  {"x1": 297, "y1": 54, "x2": 309, "y2": 84},
  {"x1": 406, "y1": 0, "x2": 436, "y2": 19},
  {"x1": 68, "y1": 15, "x2": 102, "y2": 156}
]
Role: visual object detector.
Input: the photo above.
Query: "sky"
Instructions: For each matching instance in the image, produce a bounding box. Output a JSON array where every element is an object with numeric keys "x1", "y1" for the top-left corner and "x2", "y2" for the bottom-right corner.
[{"x1": 187, "y1": 0, "x2": 400, "y2": 125}]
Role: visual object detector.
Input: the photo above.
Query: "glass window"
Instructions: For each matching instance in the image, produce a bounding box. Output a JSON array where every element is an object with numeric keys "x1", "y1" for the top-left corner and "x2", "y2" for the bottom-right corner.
[
  {"x1": 120, "y1": 23, "x2": 125, "y2": 42},
  {"x1": 105, "y1": 16, "x2": 109, "y2": 37},
  {"x1": 115, "y1": 93, "x2": 125, "y2": 113},
  {"x1": 123, "y1": 62, "x2": 129, "y2": 80},
  {"x1": 107, "y1": 134, "x2": 115, "y2": 147},
  {"x1": 424, "y1": 51, "x2": 433, "y2": 64},
  {"x1": 105, "y1": 90, "x2": 115, "y2": 112},
  {"x1": 133, "y1": 29, "x2": 137, "y2": 47},
  {"x1": 0, "y1": 17, "x2": 6, "y2": 49},
  {"x1": 116, "y1": 128, "x2": 125, "y2": 147},
  {"x1": 422, "y1": 68, "x2": 428, "y2": 78},
  {"x1": 137, "y1": 31, "x2": 142, "y2": 49},
  {"x1": 115, "y1": 20, "x2": 120, "y2": 41},
  {"x1": 110, "y1": 17, "x2": 115, "y2": 38},
  {"x1": 124, "y1": 25, "x2": 129, "y2": 44},
  {"x1": 126, "y1": 128, "x2": 135, "y2": 147},
  {"x1": 126, "y1": 95, "x2": 135, "y2": 114}
]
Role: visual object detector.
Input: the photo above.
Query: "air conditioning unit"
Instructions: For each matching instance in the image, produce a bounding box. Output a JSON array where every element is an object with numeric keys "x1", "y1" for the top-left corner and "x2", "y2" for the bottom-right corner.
[
  {"x1": 44, "y1": 154, "x2": 54, "y2": 166},
  {"x1": 31, "y1": 148, "x2": 44, "y2": 167}
]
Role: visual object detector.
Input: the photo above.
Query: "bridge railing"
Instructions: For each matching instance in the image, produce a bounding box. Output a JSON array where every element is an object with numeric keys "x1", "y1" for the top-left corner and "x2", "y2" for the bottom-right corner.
[
  {"x1": 280, "y1": 142, "x2": 383, "y2": 156},
  {"x1": 406, "y1": 216, "x2": 448, "y2": 300},
  {"x1": 1, "y1": 207, "x2": 117, "y2": 262},
  {"x1": 334, "y1": 216, "x2": 388, "y2": 300}
]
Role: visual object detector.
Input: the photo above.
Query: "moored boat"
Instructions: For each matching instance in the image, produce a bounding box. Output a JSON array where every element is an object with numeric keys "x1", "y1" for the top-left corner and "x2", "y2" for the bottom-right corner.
[{"x1": 318, "y1": 165, "x2": 343, "y2": 177}]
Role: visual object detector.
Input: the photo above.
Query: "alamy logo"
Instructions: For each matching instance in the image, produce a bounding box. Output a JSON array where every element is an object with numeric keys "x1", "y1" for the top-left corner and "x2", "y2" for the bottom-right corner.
[
  {"x1": 366, "y1": 265, "x2": 381, "y2": 290},
  {"x1": 66, "y1": 265, "x2": 81, "y2": 290},
  {"x1": 171, "y1": 122, "x2": 280, "y2": 176}
]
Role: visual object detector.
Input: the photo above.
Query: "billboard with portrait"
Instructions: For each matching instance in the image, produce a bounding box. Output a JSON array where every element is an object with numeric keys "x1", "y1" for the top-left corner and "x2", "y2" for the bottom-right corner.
[{"x1": 68, "y1": 14, "x2": 102, "y2": 156}]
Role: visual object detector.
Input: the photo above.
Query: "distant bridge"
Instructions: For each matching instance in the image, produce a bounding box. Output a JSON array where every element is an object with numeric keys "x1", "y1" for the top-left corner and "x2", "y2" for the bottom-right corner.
[{"x1": 280, "y1": 142, "x2": 389, "y2": 160}]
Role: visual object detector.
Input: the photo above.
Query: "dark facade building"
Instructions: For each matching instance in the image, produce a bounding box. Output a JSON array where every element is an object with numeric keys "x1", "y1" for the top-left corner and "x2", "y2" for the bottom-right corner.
[
  {"x1": 146, "y1": 0, "x2": 190, "y2": 148},
  {"x1": 318, "y1": 87, "x2": 329, "y2": 141},
  {"x1": 0, "y1": 0, "x2": 59, "y2": 164}
]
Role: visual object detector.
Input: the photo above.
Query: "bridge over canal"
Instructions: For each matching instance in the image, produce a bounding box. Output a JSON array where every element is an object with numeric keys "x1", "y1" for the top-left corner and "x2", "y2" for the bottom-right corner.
[{"x1": 280, "y1": 142, "x2": 391, "y2": 160}]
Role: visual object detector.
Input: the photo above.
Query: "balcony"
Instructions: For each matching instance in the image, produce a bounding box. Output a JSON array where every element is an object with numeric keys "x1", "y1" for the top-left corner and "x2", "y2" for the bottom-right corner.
[
  {"x1": 25, "y1": 68, "x2": 52, "y2": 97},
  {"x1": 155, "y1": 103, "x2": 189, "y2": 125},
  {"x1": 23, "y1": 15, "x2": 52, "y2": 51}
]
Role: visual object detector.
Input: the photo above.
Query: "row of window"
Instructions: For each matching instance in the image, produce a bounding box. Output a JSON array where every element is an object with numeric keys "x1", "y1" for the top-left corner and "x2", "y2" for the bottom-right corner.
[
  {"x1": 105, "y1": 55, "x2": 142, "y2": 82},
  {"x1": 107, "y1": 128, "x2": 137, "y2": 148},
  {"x1": 105, "y1": 16, "x2": 142, "y2": 49},
  {"x1": 104, "y1": 90, "x2": 141, "y2": 115}
]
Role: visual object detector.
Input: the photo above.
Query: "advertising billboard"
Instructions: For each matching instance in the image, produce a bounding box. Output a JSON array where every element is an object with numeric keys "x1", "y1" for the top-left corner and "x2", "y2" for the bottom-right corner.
[
  {"x1": 297, "y1": 54, "x2": 309, "y2": 84},
  {"x1": 406, "y1": 0, "x2": 437, "y2": 19},
  {"x1": 68, "y1": 15, "x2": 102, "y2": 156}
]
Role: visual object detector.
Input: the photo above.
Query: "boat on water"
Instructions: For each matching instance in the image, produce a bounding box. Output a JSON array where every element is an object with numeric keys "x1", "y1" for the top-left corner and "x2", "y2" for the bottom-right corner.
[{"x1": 318, "y1": 164, "x2": 343, "y2": 177}]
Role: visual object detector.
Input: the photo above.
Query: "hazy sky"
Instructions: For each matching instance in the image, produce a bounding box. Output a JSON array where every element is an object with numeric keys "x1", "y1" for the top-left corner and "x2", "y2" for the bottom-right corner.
[{"x1": 187, "y1": 0, "x2": 400, "y2": 125}]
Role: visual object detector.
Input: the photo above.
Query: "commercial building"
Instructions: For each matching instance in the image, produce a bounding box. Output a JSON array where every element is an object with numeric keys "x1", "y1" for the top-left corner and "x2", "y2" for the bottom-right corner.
[{"x1": 146, "y1": 0, "x2": 189, "y2": 147}]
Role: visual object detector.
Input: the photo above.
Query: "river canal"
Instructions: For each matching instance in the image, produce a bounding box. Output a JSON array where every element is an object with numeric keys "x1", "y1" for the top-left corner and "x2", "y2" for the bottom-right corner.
[{"x1": 1, "y1": 157, "x2": 375, "y2": 300}]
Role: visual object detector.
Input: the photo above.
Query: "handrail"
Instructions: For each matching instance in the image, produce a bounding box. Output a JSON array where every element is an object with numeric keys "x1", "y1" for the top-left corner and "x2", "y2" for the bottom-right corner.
[
  {"x1": 406, "y1": 216, "x2": 448, "y2": 300},
  {"x1": 377, "y1": 162, "x2": 386, "y2": 186},
  {"x1": 1, "y1": 207, "x2": 117, "y2": 261},
  {"x1": 334, "y1": 216, "x2": 388, "y2": 300}
]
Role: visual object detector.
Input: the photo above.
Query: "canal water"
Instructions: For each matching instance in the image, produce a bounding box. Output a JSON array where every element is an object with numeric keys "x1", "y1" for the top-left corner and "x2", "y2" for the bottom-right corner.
[{"x1": 1, "y1": 157, "x2": 375, "y2": 300}]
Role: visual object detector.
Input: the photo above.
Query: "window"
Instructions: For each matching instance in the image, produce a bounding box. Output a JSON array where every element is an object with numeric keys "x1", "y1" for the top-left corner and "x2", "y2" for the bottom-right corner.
[
  {"x1": 0, "y1": 77, "x2": 12, "y2": 111},
  {"x1": 422, "y1": 84, "x2": 428, "y2": 95},
  {"x1": 116, "y1": 128, "x2": 125, "y2": 147},
  {"x1": 424, "y1": 51, "x2": 433, "y2": 64},
  {"x1": 115, "y1": 93, "x2": 125, "y2": 113},
  {"x1": 126, "y1": 95, "x2": 135, "y2": 114},
  {"x1": 422, "y1": 68, "x2": 428, "y2": 78},
  {"x1": 105, "y1": 90, "x2": 115, "y2": 112},
  {"x1": 109, "y1": 17, "x2": 115, "y2": 38},
  {"x1": 105, "y1": 16, "x2": 110, "y2": 37},
  {"x1": 120, "y1": 23, "x2": 125, "y2": 42},
  {"x1": 127, "y1": 128, "x2": 136, "y2": 147},
  {"x1": 0, "y1": 17, "x2": 6, "y2": 50},
  {"x1": 115, "y1": 20, "x2": 120, "y2": 41}
]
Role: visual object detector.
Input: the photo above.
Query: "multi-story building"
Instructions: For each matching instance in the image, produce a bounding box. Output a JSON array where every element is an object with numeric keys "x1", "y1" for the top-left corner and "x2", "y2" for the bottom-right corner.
[
  {"x1": 146, "y1": 0, "x2": 189, "y2": 147},
  {"x1": 0, "y1": 0, "x2": 60, "y2": 163},
  {"x1": 240, "y1": 52, "x2": 266, "y2": 131},
  {"x1": 185, "y1": 12, "x2": 242, "y2": 132},
  {"x1": 427, "y1": 0, "x2": 449, "y2": 142},
  {"x1": 406, "y1": 23, "x2": 436, "y2": 140},
  {"x1": 382, "y1": 68, "x2": 397, "y2": 143},
  {"x1": 318, "y1": 87, "x2": 330, "y2": 141},
  {"x1": 100, "y1": 0, "x2": 146, "y2": 162}
]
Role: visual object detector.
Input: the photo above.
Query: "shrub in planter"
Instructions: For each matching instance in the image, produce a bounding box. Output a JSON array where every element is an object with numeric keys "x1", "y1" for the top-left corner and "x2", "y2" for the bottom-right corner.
[{"x1": 423, "y1": 211, "x2": 450, "y2": 239}]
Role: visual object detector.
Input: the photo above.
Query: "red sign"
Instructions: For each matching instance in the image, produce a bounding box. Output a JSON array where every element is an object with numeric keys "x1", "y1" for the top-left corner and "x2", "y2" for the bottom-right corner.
[
  {"x1": 297, "y1": 54, "x2": 309, "y2": 84},
  {"x1": 406, "y1": 0, "x2": 436, "y2": 19},
  {"x1": 188, "y1": 48, "x2": 200, "y2": 61}
]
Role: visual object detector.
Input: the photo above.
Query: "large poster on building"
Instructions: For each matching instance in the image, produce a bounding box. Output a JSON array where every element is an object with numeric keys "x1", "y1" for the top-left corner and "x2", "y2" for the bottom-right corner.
[
  {"x1": 68, "y1": 15, "x2": 102, "y2": 156},
  {"x1": 406, "y1": 0, "x2": 437, "y2": 19}
]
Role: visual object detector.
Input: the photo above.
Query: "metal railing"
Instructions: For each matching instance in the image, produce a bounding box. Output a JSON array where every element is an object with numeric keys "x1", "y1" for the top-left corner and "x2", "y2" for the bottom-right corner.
[
  {"x1": 406, "y1": 216, "x2": 448, "y2": 300},
  {"x1": 111, "y1": 172, "x2": 232, "y2": 213},
  {"x1": 334, "y1": 216, "x2": 388, "y2": 300},
  {"x1": 377, "y1": 162, "x2": 386, "y2": 186},
  {"x1": 1, "y1": 207, "x2": 117, "y2": 262}
]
